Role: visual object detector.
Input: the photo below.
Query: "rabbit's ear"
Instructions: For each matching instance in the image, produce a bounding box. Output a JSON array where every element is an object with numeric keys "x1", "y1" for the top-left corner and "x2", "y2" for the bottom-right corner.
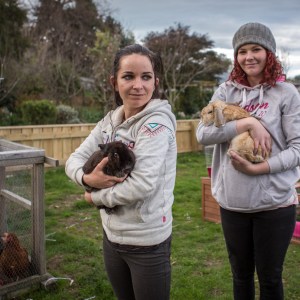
[
  {"x1": 98, "y1": 144, "x2": 106, "y2": 150},
  {"x1": 214, "y1": 107, "x2": 226, "y2": 127}
]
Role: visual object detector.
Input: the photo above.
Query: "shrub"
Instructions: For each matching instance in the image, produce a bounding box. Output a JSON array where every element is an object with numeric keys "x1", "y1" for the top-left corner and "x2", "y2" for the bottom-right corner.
[
  {"x1": 56, "y1": 104, "x2": 80, "y2": 124},
  {"x1": 20, "y1": 99, "x2": 57, "y2": 125},
  {"x1": 177, "y1": 87, "x2": 213, "y2": 117},
  {"x1": 0, "y1": 110, "x2": 24, "y2": 126},
  {"x1": 78, "y1": 107, "x2": 104, "y2": 123}
]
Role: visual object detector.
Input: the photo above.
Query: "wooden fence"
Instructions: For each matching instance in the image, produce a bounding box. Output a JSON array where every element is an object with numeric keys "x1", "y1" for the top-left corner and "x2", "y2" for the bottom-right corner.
[{"x1": 0, "y1": 120, "x2": 202, "y2": 165}]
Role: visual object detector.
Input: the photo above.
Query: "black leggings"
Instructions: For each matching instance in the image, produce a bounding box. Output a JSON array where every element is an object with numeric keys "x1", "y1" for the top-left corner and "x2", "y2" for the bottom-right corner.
[
  {"x1": 103, "y1": 233, "x2": 172, "y2": 300},
  {"x1": 220, "y1": 205, "x2": 296, "y2": 300}
]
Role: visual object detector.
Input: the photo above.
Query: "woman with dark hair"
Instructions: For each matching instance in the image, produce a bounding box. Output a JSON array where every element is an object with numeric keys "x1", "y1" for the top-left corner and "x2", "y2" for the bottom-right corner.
[
  {"x1": 65, "y1": 44, "x2": 177, "y2": 300},
  {"x1": 196, "y1": 23, "x2": 300, "y2": 299}
]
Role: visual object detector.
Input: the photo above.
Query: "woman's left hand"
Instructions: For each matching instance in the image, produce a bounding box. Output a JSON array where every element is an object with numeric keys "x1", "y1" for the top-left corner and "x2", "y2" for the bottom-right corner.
[
  {"x1": 229, "y1": 150, "x2": 270, "y2": 175},
  {"x1": 84, "y1": 191, "x2": 94, "y2": 205}
]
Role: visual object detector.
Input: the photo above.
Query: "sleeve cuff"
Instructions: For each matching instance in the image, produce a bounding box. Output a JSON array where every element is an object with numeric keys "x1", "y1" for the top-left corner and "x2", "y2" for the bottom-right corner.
[
  {"x1": 267, "y1": 156, "x2": 282, "y2": 173},
  {"x1": 75, "y1": 168, "x2": 85, "y2": 186}
]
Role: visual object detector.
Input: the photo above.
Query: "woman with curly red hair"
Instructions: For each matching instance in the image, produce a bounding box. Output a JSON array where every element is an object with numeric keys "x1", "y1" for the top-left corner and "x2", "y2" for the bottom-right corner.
[{"x1": 197, "y1": 22, "x2": 300, "y2": 299}]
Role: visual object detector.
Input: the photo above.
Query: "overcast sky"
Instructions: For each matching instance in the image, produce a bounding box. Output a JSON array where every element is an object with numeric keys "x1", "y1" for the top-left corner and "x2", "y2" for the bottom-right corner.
[{"x1": 109, "y1": 0, "x2": 300, "y2": 78}]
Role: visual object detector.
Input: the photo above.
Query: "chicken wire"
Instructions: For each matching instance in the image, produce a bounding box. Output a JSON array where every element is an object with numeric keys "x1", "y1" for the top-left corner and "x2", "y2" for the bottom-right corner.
[
  {"x1": 0, "y1": 167, "x2": 38, "y2": 286},
  {"x1": 0, "y1": 138, "x2": 58, "y2": 298}
]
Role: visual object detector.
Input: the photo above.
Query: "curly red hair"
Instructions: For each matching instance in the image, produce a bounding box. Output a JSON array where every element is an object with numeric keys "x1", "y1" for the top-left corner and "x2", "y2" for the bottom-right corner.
[{"x1": 229, "y1": 51, "x2": 284, "y2": 86}]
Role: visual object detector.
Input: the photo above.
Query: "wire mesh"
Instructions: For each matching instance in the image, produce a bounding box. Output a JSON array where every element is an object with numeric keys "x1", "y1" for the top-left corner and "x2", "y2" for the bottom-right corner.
[{"x1": 0, "y1": 167, "x2": 38, "y2": 286}]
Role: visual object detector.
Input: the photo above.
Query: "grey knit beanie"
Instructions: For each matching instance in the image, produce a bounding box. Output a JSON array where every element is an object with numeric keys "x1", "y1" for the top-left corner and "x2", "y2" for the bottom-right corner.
[{"x1": 232, "y1": 22, "x2": 276, "y2": 55}]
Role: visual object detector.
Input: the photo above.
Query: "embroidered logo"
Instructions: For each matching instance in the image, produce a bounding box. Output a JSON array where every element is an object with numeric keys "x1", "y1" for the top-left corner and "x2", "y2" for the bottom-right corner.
[{"x1": 139, "y1": 123, "x2": 166, "y2": 137}]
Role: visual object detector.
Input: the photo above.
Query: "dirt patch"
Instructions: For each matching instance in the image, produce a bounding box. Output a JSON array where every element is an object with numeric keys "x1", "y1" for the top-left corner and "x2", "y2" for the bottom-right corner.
[
  {"x1": 48, "y1": 194, "x2": 84, "y2": 210},
  {"x1": 47, "y1": 254, "x2": 65, "y2": 271}
]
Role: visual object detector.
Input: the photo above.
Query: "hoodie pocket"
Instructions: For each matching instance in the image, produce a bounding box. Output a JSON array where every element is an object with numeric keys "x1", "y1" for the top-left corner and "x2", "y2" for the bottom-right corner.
[{"x1": 219, "y1": 163, "x2": 272, "y2": 209}]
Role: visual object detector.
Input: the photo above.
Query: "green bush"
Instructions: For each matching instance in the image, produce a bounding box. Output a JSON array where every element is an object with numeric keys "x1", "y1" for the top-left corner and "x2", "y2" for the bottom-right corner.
[
  {"x1": 56, "y1": 104, "x2": 80, "y2": 124},
  {"x1": 78, "y1": 106, "x2": 104, "y2": 123},
  {"x1": 21, "y1": 99, "x2": 57, "y2": 125},
  {"x1": 177, "y1": 87, "x2": 213, "y2": 117},
  {"x1": 0, "y1": 110, "x2": 24, "y2": 126}
]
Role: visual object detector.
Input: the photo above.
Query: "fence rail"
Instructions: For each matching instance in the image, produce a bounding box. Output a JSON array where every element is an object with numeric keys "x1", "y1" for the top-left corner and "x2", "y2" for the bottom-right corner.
[{"x1": 0, "y1": 120, "x2": 202, "y2": 165}]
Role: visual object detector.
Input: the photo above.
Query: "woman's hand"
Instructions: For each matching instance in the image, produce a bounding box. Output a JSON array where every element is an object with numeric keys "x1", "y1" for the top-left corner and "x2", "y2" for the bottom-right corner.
[
  {"x1": 229, "y1": 150, "x2": 270, "y2": 175},
  {"x1": 236, "y1": 117, "x2": 272, "y2": 158},
  {"x1": 84, "y1": 191, "x2": 94, "y2": 204},
  {"x1": 82, "y1": 157, "x2": 126, "y2": 189}
]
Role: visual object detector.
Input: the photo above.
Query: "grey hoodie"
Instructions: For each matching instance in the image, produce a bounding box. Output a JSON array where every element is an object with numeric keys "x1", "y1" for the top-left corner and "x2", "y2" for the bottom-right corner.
[
  {"x1": 197, "y1": 80, "x2": 300, "y2": 212},
  {"x1": 65, "y1": 99, "x2": 177, "y2": 245}
]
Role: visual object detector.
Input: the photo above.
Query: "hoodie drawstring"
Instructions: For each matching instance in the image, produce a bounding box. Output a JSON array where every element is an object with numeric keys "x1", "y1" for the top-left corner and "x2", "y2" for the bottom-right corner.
[
  {"x1": 241, "y1": 85, "x2": 264, "y2": 117},
  {"x1": 241, "y1": 89, "x2": 247, "y2": 107},
  {"x1": 250, "y1": 85, "x2": 264, "y2": 116}
]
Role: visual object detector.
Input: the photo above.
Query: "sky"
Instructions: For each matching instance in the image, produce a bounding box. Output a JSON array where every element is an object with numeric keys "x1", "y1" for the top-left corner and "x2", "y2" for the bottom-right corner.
[{"x1": 108, "y1": 0, "x2": 300, "y2": 78}]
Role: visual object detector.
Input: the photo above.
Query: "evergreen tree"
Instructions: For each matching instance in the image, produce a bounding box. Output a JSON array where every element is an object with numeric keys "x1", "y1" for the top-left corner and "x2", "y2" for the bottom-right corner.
[{"x1": 0, "y1": 0, "x2": 29, "y2": 61}]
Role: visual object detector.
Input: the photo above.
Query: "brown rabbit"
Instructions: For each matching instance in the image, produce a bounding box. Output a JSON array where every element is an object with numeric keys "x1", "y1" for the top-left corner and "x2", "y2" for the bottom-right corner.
[
  {"x1": 83, "y1": 141, "x2": 135, "y2": 213},
  {"x1": 200, "y1": 100, "x2": 271, "y2": 163}
]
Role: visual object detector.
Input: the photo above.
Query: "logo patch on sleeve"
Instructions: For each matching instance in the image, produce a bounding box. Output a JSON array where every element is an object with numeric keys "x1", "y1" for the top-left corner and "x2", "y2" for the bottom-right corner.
[{"x1": 139, "y1": 123, "x2": 166, "y2": 137}]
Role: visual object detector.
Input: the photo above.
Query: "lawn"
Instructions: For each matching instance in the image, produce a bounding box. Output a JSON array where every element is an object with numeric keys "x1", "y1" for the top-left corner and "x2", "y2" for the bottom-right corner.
[{"x1": 17, "y1": 152, "x2": 300, "y2": 300}]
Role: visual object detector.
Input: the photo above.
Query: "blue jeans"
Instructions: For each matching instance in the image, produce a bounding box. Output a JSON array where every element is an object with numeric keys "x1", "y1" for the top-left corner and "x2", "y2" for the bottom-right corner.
[
  {"x1": 103, "y1": 232, "x2": 172, "y2": 300},
  {"x1": 220, "y1": 205, "x2": 296, "y2": 300}
]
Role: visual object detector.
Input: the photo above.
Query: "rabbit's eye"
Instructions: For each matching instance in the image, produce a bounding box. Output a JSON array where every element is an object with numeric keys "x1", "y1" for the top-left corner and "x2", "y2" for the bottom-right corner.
[
  {"x1": 207, "y1": 110, "x2": 213, "y2": 114},
  {"x1": 113, "y1": 153, "x2": 119, "y2": 158}
]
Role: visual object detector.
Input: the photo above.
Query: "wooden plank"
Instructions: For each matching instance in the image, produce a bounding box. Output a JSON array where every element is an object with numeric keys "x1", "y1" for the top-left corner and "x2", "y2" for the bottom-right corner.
[
  {"x1": 31, "y1": 163, "x2": 46, "y2": 275},
  {"x1": 201, "y1": 177, "x2": 221, "y2": 223},
  {"x1": 204, "y1": 206, "x2": 219, "y2": 215},
  {"x1": 0, "y1": 149, "x2": 45, "y2": 160},
  {"x1": 204, "y1": 202, "x2": 220, "y2": 211},
  {"x1": 0, "y1": 120, "x2": 202, "y2": 164},
  {"x1": 0, "y1": 273, "x2": 51, "y2": 296},
  {"x1": 0, "y1": 189, "x2": 31, "y2": 210},
  {"x1": 291, "y1": 237, "x2": 300, "y2": 245},
  {"x1": 0, "y1": 156, "x2": 45, "y2": 167},
  {"x1": 0, "y1": 166, "x2": 7, "y2": 233},
  {"x1": 0, "y1": 138, "x2": 41, "y2": 151},
  {"x1": 204, "y1": 214, "x2": 221, "y2": 223},
  {"x1": 5, "y1": 131, "x2": 91, "y2": 141},
  {"x1": 45, "y1": 156, "x2": 59, "y2": 167}
]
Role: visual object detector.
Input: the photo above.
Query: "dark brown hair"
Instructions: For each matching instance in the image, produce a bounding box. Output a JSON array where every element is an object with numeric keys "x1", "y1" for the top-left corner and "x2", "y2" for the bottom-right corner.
[{"x1": 111, "y1": 44, "x2": 163, "y2": 106}]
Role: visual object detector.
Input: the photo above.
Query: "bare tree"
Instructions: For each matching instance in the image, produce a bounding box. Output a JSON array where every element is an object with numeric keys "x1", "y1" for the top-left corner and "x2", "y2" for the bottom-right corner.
[
  {"x1": 88, "y1": 30, "x2": 121, "y2": 111},
  {"x1": 144, "y1": 23, "x2": 230, "y2": 108}
]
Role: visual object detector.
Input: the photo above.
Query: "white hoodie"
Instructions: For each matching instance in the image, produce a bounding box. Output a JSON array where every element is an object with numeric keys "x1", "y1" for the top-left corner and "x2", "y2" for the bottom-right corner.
[
  {"x1": 197, "y1": 80, "x2": 300, "y2": 212},
  {"x1": 65, "y1": 99, "x2": 177, "y2": 246}
]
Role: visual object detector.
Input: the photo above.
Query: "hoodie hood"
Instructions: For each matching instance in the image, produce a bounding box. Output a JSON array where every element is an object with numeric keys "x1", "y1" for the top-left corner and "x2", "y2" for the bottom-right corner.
[{"x1": 110, "y1": 98, "x2": 177, "y2": 132}]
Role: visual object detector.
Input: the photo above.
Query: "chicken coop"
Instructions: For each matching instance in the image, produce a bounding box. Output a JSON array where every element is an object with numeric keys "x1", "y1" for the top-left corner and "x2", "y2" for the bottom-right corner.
[{"x1": 0, "y1": 138, "x2": 58, "y2": 299}]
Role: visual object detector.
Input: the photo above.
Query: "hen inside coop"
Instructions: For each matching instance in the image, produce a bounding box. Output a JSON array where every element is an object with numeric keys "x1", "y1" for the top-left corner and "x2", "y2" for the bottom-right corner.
[
  {"x1": 0, "y1": 166, "x2": 36, "y2": 285},
  {"x1": 0, "y1": 138, "x2": 57, "y2": 297}
]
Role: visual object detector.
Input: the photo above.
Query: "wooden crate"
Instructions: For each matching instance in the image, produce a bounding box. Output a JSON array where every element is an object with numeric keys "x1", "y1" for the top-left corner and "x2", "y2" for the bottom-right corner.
[
  {"x1": 201, "y1": 177, "x2": 220, "y2": 223},
  {"x1": 292, "y1": 193, "x2": 300, "y2": 245},
  {"x1": 291, "y1": 236, "x2": 300, "y2": 245}
]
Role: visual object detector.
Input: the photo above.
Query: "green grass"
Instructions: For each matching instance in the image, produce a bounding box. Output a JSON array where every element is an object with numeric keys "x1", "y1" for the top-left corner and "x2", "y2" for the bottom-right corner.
[{"x1": 16, "y1": 152, "x2": 300, "y2": 300}]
